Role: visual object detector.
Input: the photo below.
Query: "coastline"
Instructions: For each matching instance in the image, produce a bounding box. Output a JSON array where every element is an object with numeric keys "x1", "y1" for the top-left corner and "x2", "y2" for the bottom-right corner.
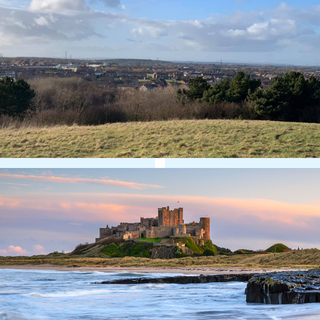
[{"x1": 0, "y1": 264, "x2": 303, "y2": 275}]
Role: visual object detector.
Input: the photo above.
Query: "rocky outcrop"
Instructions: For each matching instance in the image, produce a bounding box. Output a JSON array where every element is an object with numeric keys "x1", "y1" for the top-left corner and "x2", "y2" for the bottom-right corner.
[
  {"x1": 149, "y1": 246, "x2": 179, "y2": 259},
  {"x1": 96, "y1": 273, "x2": 254, "y2": 285},
  {"x1": 246, "y1": 270, "x2": 320, "y2": 304}
]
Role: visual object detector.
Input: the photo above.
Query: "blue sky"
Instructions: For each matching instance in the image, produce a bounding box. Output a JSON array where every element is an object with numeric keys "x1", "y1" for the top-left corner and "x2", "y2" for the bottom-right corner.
[
  {"x1": 1, "y1": 0, "x2": 320, "y2": 64},
  {"x1": 1, "y1": 168, "x2": 320, "y2": 256}
]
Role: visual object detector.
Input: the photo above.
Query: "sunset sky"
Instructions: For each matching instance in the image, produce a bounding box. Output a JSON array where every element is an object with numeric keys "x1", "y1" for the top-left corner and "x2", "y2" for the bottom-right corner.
[
  {"x1": 0, "y1": 168, "x2": 319, "y2": 256},
  {"x1": 1, "y1": 0, "x2": 320, "y2": 64}
]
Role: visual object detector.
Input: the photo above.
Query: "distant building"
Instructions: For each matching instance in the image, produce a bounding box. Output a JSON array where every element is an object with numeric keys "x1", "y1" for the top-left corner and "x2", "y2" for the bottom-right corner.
[{"x1": 139, "y1": 84, "x2": 159, "y2": 92}]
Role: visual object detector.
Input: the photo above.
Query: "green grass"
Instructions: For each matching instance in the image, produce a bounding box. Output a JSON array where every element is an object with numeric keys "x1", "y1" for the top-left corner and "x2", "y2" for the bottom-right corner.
[
  {"x1": 101, "y1": 244, "x2": 125, "y2": 257},
  {"x1": 184, "y1": 238, "x2": 204, "y2": 254},
  {"x1": 137, "y1": 238, "x2": 162, "y2": 243},
  {"x1": 1, "y1": 119, "x2": 320, "y2": 158},
  {"x1": 201, "y1": 241, "x2": 218, "y2": 255},
  {"x1": 0, "y1": 120, "x2": 320, "y2": 158}
]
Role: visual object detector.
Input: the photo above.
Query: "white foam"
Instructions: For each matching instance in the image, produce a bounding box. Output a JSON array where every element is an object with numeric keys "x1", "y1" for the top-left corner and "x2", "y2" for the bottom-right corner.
[{"x1": 29, "y1": 289, "x2": 110, "y2": 298}]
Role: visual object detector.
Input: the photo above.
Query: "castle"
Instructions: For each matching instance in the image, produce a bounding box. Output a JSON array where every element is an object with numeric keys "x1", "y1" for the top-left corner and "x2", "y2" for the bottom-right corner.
[{"x1": 96, "y1": 206, "x2": 211, "y2": 242}]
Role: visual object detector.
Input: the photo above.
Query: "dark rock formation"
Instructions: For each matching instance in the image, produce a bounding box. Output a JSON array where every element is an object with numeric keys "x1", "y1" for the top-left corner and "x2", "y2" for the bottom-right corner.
[
  {"x1": 246, "y1": 270, "x2": 320, "y2": 304},
  {"x1": 95, "y1": 269, "x2": 320, "y2": 304},
  {"x1": 148, "y1": 246, "x2": 178, "y2": 259},
  {"x1": 95, "y1": 273, "x2": 254, "y2": 285}
]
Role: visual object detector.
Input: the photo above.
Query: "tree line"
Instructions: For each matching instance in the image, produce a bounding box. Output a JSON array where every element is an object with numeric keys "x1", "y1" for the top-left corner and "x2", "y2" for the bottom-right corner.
[
  {"x1": 1, "y1": 71, "x2": 320, "y2": 126},
  {"x1": 178, "y1": 71, "x2": 320, "y2": 123}
]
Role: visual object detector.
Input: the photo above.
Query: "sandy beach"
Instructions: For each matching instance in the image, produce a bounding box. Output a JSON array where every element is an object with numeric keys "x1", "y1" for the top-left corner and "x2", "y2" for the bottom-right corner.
[{"x1": 0, "y1": 264, "x2": 303, "y2": 275}]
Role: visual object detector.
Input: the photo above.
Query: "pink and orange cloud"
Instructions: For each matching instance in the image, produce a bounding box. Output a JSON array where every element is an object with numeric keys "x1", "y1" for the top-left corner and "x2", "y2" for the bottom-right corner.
[
  {"x1": 0, "y1": 245, "x2": 27, "y2": 256},
  {"x1": 1, "y1": 192, "x2": 320, "y2": 228},
  {"x1": 0, "y1": 173, "x2": 164, "y2": 190},
  {"x1": 0, "y1": 245, "x2": 46, "y2": 256}
]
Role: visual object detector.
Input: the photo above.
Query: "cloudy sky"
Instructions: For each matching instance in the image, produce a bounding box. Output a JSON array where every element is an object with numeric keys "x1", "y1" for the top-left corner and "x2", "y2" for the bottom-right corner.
[
  {"x1": 0, "y1": 168, "x2": 320, "y2": 256},
  {"x1": 1, "y1": 1, "x2": 320, "y2": 64}
]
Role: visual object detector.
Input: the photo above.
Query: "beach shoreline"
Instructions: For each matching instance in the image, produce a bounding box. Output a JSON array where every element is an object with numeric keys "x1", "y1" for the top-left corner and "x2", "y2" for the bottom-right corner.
[{"x1": 0, "y1": 264, "x2": 304, "y2": 275}]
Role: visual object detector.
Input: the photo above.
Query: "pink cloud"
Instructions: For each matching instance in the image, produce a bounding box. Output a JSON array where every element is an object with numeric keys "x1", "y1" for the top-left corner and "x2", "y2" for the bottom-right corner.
[
  {"x1": 0, "y1": 245, "x2": 46, "y2": 256},
  {"x1": 0, "y1": 245, "x2": 28, "y2": 256},
  {"x1": 0, "y1": 173, "x2": 164, "y2": 190},
  {"x1": 0, "y1": 182, "x2": 31, "y2": 186},
  {"x1": 32, "y1": 245, "x2": 45, "y2": 255},
  {"x1": 2, "y1": 192, "x2": 320, "y2": 233}
]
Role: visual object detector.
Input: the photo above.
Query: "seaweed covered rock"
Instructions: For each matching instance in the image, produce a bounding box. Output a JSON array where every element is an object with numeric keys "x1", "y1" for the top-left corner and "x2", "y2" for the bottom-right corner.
[{"x1": 246, "y1": 270, "x2": 320, "y2": 304}]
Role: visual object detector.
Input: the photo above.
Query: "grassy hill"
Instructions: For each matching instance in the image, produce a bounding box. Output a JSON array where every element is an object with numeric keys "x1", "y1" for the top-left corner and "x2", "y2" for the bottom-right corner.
[
  {"x1": 1, "y1": 119, "x2": 320, "y2": 158},
  {"x1": 266, "y1": 243, "x2": 290, "y2": 253},
  {"x1": 71, "y1": 238, "x2": 217, "y2": 259}
]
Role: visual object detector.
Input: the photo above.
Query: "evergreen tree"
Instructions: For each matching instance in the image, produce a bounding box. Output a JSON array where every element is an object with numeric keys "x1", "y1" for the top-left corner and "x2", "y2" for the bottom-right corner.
[
  {"x1": 202, "y1": 71, "x2": 261, "y2": 103},
  {"x1": 249, "y1": 72, "x2": 320, "y2": 121},
  {"x1": 0, "y1": 77, "x2": 35, "y2": 117}
]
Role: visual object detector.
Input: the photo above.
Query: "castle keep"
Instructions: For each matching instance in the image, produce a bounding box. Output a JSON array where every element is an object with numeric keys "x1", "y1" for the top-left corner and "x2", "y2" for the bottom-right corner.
[{"x1": 96, "y1": 206, "x2": 211, "y2": 242}]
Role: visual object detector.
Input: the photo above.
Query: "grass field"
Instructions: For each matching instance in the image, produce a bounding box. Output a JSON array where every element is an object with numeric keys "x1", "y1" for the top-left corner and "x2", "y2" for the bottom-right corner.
[
  {"x1": 1, "y1": 119, "x2": 320, "y2": 158},
  {"x1": 0, "y1": 249, "x2": 319, "y2": 269}
]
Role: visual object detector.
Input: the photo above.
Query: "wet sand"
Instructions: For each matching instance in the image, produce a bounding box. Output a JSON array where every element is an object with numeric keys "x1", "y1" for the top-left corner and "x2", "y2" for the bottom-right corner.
[{"x1": 0, "y1": 264, "x2": 304, "y2": 275}]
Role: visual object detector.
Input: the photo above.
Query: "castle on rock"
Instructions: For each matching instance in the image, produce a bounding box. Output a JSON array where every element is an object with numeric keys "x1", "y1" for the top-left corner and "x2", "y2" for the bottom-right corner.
[{"x1": 96, "y1": 206, "x2": 211, "y2": 242}]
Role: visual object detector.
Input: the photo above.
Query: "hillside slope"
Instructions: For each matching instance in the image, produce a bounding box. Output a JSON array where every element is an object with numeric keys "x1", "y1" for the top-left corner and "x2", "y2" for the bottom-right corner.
[
  {"x1": 1, "y1": 120, "x2": 320, "y2": 158},
  {"x1": 71, "y1": 238, "x2": 217, "y2": 259}
]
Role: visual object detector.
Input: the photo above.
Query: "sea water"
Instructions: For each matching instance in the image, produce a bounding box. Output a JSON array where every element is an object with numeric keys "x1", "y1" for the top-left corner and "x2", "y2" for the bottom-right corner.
[{"x1": 0, "y1": 269, "x2": 320, "y2": 320}]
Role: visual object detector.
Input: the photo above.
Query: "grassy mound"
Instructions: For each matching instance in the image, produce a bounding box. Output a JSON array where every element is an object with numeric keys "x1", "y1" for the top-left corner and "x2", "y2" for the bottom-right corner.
[
  {"x1": 234, "y1": 249, "x2": 254, "y2": 254},
  {"x1": 1, "y1": 120, "x2": 320, "y2": 158},
  {"x1": 266, "y1": 243, "x2": 290, "y2": 253}
]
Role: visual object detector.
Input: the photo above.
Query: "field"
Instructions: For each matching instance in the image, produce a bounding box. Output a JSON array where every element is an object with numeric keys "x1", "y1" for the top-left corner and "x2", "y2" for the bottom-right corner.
[
  {"x1": 1, "y1": 119, "x2": 320, "y2": 158},
  {"x1": 0, "y1": 249, "x2": 319, "y2": 269}
]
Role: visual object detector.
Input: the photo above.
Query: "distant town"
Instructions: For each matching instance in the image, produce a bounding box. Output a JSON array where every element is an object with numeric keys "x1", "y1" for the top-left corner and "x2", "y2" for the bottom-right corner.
[{"x1": 1, "y1": 57, "x2": 320, "y2": 91}]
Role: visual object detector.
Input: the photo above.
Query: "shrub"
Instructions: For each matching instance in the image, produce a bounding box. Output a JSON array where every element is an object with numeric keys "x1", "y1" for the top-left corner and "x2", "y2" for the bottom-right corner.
[{"x1": 203, "y1": 249, "x2": 215, "y2": 256}]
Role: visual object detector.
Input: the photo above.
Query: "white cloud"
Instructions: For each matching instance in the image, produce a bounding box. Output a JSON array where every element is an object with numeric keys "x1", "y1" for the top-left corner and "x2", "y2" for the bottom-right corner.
[
  {"x1": 131, "y1": 25, "x2": 168, "y2": 38},
  {"x1": 0, "y1": 2, "x2": 319, "y2": 61},
  {"x1": 30, "y1": 0, "x2": 87, "y2": 13},
  {"x1": 34, "y1": 16, "x2": 49, "y2": 26}
]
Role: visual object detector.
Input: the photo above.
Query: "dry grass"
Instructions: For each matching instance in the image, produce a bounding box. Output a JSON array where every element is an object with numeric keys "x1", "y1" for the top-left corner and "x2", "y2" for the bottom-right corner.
[
  {"x1": 237, "y1": 249, "x2": 320, "y2": 269},
  {"x1": 1, "y1": 119, "x2": 320, "y2": 158},
  {"x1": 0, "y1": 250, "x2": 319, "y2": 269}
]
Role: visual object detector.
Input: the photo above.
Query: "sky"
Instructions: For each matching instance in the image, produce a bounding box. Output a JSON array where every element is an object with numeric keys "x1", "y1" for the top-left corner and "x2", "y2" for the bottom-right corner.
[
  {"x1": 1, "y1": 1, "x2": 320, "y2": 64},
  {"x1": 1, "y1": 168, "x2": 320, "y2": 256}
]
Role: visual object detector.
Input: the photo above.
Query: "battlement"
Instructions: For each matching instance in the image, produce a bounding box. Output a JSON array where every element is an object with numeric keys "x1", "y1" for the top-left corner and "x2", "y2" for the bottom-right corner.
[{"x1": 158, "y1": 206, "x2": 184, "y2": 227}]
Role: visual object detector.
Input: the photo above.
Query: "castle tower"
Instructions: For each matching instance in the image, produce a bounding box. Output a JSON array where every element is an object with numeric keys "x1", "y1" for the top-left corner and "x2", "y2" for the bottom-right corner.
[
  {"x1": 200, "y1": 217, "x2": 211, "y2": 241},
  {"x1": 158, "y1": 206, "x2": 184, "y2": 227}
]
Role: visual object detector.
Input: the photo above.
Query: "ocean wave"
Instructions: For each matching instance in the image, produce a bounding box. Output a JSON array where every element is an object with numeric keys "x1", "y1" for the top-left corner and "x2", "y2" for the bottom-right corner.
[{"x1": 28, "y1": 289, "x2": 110, "y2": 298}]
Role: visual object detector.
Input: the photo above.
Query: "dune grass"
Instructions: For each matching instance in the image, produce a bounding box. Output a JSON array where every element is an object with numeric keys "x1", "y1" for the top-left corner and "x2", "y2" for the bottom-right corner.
[
  {"x1": 1, "y1": 119, "x2": 320, "y2": 158},
  {"x1": 0, "y1": 249, "x2": 319, "y2": 269}
]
